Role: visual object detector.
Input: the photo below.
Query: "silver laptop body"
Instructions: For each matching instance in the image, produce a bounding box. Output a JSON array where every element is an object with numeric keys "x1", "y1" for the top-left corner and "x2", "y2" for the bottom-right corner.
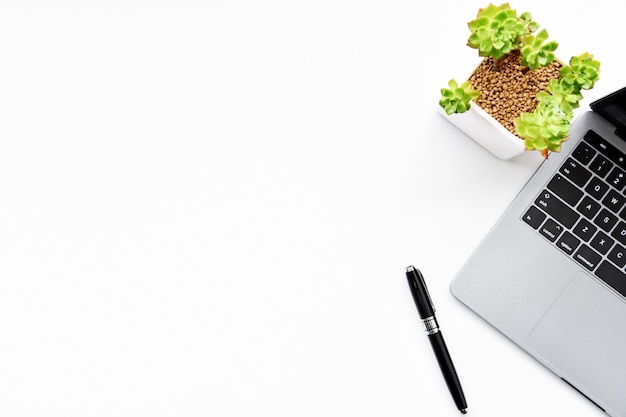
[{"x1": 451, "y1": 87, "x2": 626, "y2": 417}]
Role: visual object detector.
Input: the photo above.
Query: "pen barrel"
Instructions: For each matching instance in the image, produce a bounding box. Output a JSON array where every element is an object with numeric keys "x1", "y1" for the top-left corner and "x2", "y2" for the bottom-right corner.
[{"x1": 428, "y1": 331, "x2": 467, "y2": 413}]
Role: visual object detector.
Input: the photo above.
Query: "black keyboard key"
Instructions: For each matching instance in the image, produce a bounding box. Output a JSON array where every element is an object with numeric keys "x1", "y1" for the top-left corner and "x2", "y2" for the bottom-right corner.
[
  {"x1": 547, "y1": 174, "x2": 583, "y2": 206},
  {"x1": 576, "y1": 196, "x2": 601, "y2": 219},
  {"x1": 535, "y1": 191, "x2": 580, "y2": 229},
  {"x1": 608, "y1": 244, "x2": 626, "y2": 268},
  {"x1": 590, "y1": 231, "x2": 615, "y2": 255},
  {"x1": 572, "y1": 141, "x2": 596, "y2": 164},
  {"x1": 585, "y1": 177, "x2": 609, "y2": 200},
  {"x1": 540, "y1": 219, "x2": 564, "y2": 242},
  {"x1": 585, "y1": 131, "x2": 626, "y2": 171},
  {"x1": 574, "y1": 244, "x2": 602, "y2": 271},
  {"x1": 573, "y1": 218, "x2": 597, "y2": 242},
  {"x1": 602, "y1": 189, "x2": 626, "y2": 213},
  {"x1": 560, "y1": 158, "x2": 592, "y2": 187},
  {"x1": 595, "y1": 261, "x2": 626, "y2": 298},
  {"x1": 556, "y1": 232, "x2": 580, "y2": 255},
  {"x1": 611, "y1": 221, "x2": 626, "y2": 245},
  {"x1": 606, "y1": 167, "x2": 626, "y2": 191},
  {"x1": 594, "y1": 208, "x2": 618, "y2": 232},
  {"x1": 589, "y1": 154, "x2": 613, "y2": 177},
  {"x1": 522, "y1": 206, "x2": 546, "y2": 229}
]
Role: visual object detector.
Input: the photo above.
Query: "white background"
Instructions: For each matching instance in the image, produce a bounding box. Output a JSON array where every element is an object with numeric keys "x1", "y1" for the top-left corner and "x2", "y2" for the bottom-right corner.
[{"x1": 1, "y1": 1, "x2": 624, "y2": 416}]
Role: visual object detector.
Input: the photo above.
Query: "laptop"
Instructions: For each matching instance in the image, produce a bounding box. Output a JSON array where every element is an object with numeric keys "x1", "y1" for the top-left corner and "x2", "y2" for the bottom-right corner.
[{"x1": 450, "y1": 86, "x2": 626, "y2": 417}]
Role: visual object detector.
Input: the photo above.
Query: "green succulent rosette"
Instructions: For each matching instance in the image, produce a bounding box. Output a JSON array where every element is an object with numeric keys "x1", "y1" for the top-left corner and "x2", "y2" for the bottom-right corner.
[
  {"x1": 467, "y1": 3, "x2": 532, "y2": 60},
  {"x1": 439, "y1": 79, "x2": 481, "y2": 115}
]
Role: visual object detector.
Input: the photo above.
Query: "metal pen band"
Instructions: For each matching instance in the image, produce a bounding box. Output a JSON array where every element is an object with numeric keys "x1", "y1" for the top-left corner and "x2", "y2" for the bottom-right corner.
[{"x1": 422, "y1": 316, "x2": 440, "y2": 335}]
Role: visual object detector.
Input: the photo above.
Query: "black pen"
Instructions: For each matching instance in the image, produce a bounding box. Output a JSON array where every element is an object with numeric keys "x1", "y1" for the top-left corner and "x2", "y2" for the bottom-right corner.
[{"x1": 406, "y1": 266, "x2": 467, "y2": 414}]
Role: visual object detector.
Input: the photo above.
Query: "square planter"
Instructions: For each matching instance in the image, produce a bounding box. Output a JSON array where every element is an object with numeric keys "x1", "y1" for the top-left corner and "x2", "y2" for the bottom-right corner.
[
  {"x1": 438, "y1": 102, "x2": 526, "y2": 160},
  {"x1": 438, "y1": 52, "x2": 565, "y2": 160}
]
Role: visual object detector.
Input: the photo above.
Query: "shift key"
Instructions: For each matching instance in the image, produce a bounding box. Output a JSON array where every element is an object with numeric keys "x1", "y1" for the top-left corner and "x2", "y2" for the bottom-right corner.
[{"x1": 535, "y1": 190, "x2": 580, "y2": 229}]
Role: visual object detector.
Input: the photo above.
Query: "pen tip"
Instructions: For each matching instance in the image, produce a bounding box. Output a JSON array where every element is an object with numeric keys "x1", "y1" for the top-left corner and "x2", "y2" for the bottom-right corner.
[
  {"x1": 460, "y1": 409, "x2": 467, "y2": 414},
  {"x1": 406, "y1": 265, "x2": 415, "y2": 272}
]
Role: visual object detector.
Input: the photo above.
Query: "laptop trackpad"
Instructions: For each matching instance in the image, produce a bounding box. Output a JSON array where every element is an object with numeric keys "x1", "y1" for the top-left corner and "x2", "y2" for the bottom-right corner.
[{"x1": 525, "y1": 272, "x2": 626, "y2": 413}]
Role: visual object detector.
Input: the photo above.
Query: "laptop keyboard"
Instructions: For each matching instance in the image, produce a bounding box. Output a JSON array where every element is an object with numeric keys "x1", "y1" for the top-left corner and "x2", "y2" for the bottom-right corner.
[{"x1": 522, "y1": 130, "x2": 626, "y2": 298}]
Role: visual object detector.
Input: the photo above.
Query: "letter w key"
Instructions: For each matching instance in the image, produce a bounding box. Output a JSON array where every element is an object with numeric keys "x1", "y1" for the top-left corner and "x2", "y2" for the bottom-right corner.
[{"x1": 602, "y1": 189, "x2": 626, "y2": 213}]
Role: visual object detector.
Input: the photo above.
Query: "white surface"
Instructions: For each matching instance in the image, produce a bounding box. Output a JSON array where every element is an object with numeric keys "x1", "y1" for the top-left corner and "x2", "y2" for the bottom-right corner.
[{"x1": 0, "y1": 1, "x2": 623, "y2": 416}]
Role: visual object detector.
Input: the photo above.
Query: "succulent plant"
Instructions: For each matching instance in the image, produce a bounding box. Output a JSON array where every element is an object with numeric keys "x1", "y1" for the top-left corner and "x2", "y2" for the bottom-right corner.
[
  {"x1": 559, "y1": 53, "x2": 601, "y2": 91},
  {"x1": 440, "y1": 4, "x2": 601, "y2": 157},
  {"x1": 467, "y1": 3, "x2": 533, "y2": 60},
  {"x1": 439, "y1": 79, "x2": 481, "y2": 115},
  {"x1": 515, "y1": 102, "x2": 573, "y2": 158},
  {"x1": 520, "y1": 29, "x2": 559, "y2": 70},
  {"x1": 515, "y1": 53, "x2": 600, "y2": 157},
  {"x1": 536, "y1": 79, "x2": 583, "y2": 114}
]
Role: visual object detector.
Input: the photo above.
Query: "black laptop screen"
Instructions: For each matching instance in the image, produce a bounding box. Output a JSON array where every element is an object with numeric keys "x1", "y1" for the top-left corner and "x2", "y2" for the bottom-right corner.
[{"x1": 590, "y1": 86, "x2": 626, "y2": 139}]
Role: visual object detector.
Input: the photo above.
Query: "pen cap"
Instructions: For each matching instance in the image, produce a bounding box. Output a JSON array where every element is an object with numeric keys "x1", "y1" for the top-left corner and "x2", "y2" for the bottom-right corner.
[{"x1": 406, "y1": 267, "x2": 435, "y2": 319}]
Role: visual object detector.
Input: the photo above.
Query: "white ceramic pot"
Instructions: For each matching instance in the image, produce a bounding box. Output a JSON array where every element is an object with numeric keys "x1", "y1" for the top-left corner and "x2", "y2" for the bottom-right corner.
[{"x1": 438, "y1": 103, "x2": 526, "y2": 160}]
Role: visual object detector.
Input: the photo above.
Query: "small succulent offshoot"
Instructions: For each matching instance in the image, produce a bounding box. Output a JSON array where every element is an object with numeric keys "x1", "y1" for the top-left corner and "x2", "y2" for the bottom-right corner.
[
  {"x1": 519, "y1": 11, "x2": 539, "y2": 33},
  {"x1": 535, "y1": 79, "x2": 582, "y2": 114},
  {"x1": 560, "y1": 52, "x2": 601, "y2": 91},
  {"x1": 439, "y1": 79, "x2": 481, "y2": 115},
  {"x1": 520, "y1": 29, "x2": 558, "y2": 70}
]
